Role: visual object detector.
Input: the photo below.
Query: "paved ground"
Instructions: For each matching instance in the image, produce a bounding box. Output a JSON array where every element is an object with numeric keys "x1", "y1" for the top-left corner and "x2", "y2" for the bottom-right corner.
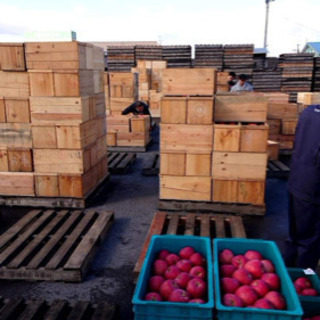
[{"x1": 0, "y1": 125, "x2": 307, "y2": 319}]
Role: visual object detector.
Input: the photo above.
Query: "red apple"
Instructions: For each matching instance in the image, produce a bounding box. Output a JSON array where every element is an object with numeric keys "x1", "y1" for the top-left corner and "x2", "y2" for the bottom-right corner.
[
  {"x1": 244, "y1": 250, "x2": 263, "y2": 261},
  {"x1": 244, "y1": 259, "x2": 264, "y2": 279},
  {"x1": 189, "y1": 266, "x2": 206, "y2": 280},
  {"x1": 250, "y1": 279, "x2": 270, "y2": 297},
  {"x1": 189, "y1": 298, "x2": 206, "y2": 304},
  {"x1": 294, "y1": 283, "x2": 303, "y2": 294},
  {"x1": 301, "y1": 288, "x2": 318, "y2": 296},
  {"x1": 219, "y1": 249, "x2": 235, "y2": 265},
  {"x1": 253, "y1": 298, "x2": 275, "y2": 309},
  {"x1": 186, "y1": 278, "x2": 207, "y2": 298},
  {"x1": 223, "y1": 293, "x2": 243, "y2": 307},
  {"x1": 235, "y1": 285, "x2": 258, "y2": 306},
  {"x1": 165, "y1": 253, "x2": 180, "y2": 265},
  {"x1": 220, "y1": 264, "x2": 237, "y2": 277},
  {"x1": 294, "y1": 277, "x2": 313, "y2": 289},
  {"x1": 168, "y1": 289, "x2": 191, "y2": 303},
  {"x1": 157, "y1": 249, "x2": 170, "y2": 260},
  {"x1": 148, "y1": 275, "x2": 164, "y2": 292},
  {"x1": 221, "y1": 277, "x2": 240, "y2": 293},
  {"x1": 145, "y1": 292, "x2": 162, "y2": 301},
  {"x1": 176, "y1": 259, "x2": 193, "y2": 273},
  {"x1": 159, "y1": 279, "x2": 181, "y2": 300},
  {"x1": 165, "y1": 265, "x2": 180, "y2": 280},
  {"x1": 189, "y1": 252, "x2": 206, "y2": 266},
  {"x1": 232, "y1": 268, "x2": 253, "y2": 285},
  {"x1": 261, "y1": 273, "x2": 281, "y2": 291},
  {"x1": 232, "y1": 255, "x2": 248, "y2": 269},
  {"x1": 179, "y1": 246, "x2": 195, "y2": 259},
  {"x1": 261, "y1": 259, "x2": 275, "y2": 273},
  {"x1": 175, "y1": 272, "x2": 192, "y2": 289},
  {"x1": 264, "y1": 291, "x2": 287, "y2": 310},
  {"x1": 153, "y1": 259, "x2": 169, "y2": 275},
  {"x1": 311, "y1": 316, "x2": 320, "y2": 320}
]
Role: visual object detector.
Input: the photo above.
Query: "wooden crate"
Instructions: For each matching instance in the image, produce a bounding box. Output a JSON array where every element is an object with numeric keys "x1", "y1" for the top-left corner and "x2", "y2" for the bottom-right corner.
[
  {"x1": 240, "y1": 123, "x2": 268, "y2": 153},
  {"x1": 215, "y1": 94, "x2": 268, "y2": 122},
  {"x1": 0, "y1": 71, "x2": 30, "y2": 98},
  {"x1": 0, "y1": 209, "x2": 114, "y2": 282},
  {"x1": 130, "y1": 115, "x2": 150, "y2": 132},
  {"x1": 108, "y1": 72, "x2": 138, "y2": 98},
  {"x1": 162, "y1": 68, "x2": 216, "y2": 95},
  {"x1": 187, "y1": 96, "x2": 214, "y2": 125},
  {"x1": 160, "y1": 175, "x2": 212, "y2": 201},
  {"x1": 109, "y1": 97, "x2": 134, "y2": 114},
  {"x1": 297, "y1": 92, "x2": 320, "y2": 105},
  {"x1": 214, "y1": 123, "x2": 241, "y2": 152},
  {"x1": 29, "y1": 70, "x2": 95, "y2": 97},
  {"x1": 268, "y1": 102, "x2": 298, "y2": 119},
  {"x1": 5, "y1": 98, "x2": 30, "y2": 123},
  {"x1": 267, "y1": 140, "x2": 279, "y2": 160},
  {"x1": 116, "y1": 132, "x2": 150, "y2": 147},
  {"x1": 0, "y1": 297, "x2": 119, "y2": 320},
  {"x1": 281, "y1": 119, "x2": 297, "y2": 135},
  {"x1": 0, "y1": 123, "x2": 32, "y2": 148},
  {"x1": 160, "y1": 124, "x2": 214, "y2": 154},
  {"x1": 212, "y1": 152, "x2": 267, "y2": 180},
  {"x1": 267, "y1": 119, "x2": 281, "y2": 136},
  {"x1": 34, "y1": 173, "x2": 59, "y2": 197},
  {"x1": 8, "y1": 148, "x2": 33, "y2": 172},
  {"x1": 0, "y1": 43, "x2": 26, "y2": 71},
  {"x1": 161, "y1": 96, "x2": 187, "y2": 124},
  {"x1": 0, "y1": 172, "x2": 34, "y2": 196},
  {"x1": 0, "y1": 149, "x2": 9, "y2": 171},
  {"x1": 133, "y1": 211, "x2": 246, "y2": 282}
]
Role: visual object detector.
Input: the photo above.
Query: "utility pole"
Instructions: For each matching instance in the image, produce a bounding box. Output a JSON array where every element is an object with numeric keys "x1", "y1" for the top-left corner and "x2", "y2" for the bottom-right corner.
[{"x1": 264, "y1": 0, "x2": 275, "y2": 49}]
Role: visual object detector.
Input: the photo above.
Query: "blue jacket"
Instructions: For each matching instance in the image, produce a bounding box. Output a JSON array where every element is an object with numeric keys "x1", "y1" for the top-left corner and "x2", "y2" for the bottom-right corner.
[{"x1": 288, "y1": 105, "x2": 320, "y2": 204}]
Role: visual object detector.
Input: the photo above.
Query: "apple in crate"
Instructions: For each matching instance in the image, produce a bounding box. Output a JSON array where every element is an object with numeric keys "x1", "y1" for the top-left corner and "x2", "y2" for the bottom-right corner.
[
  {"x1": 301, "y1": 288, "x2": 318, "y2": 296},
  {"x1": 261, "y1": 273, "x2": 281, "y2": 290},
  {"x1": 232, "y1": 255, "x2": 248, "y2": 269},
  {"x1": 165, "y1": 253, "x2": 180, "y2": 265},
  {"x1": 168, "y1": 289, "x2": 190, "y2": 302},
  {"x1": 176, "y1": 259, "x2": 193, "y2": 272},
  {"x1": 250, "y1": 279, "x2": 270, "y2": 297},
  {"x1": 220, "y1": 264, "x2": 237, "y2": 277},
  {"x1": 223, "y1": 293, "x2": 243, "y2": 307},
  {"x1": 153, "y1": 259, "x2": 168, "y2": 275},
  {"x1": 232, "y1": 269, "x2": 253, "y2": 285},
  {"x1": 189, "y1": 298, "x2": 206, "y2": 304},
  {"x1": 244, "y1": 250, "x2": 263, "y2": 261},
  {"x1": 149, "y1": 275, "x2": 164, "y2": 292},
  {"x1": 253, "y1": 298, "x2": 275, "y2": 309},
  {"x1": 189, "y1": 266, "x2": 206, "y2": 280},
  {"x1": 179, "y1": 246, "x2": 195, "y2": 259},
  {"x1": 189, "y1": 252, "x2": 206, "y2": 266},
  {"x1": 264, "y1": 291, "x2": 287, "y2": 310},
  {"x1": 221, "y1": 277, "x2": 240, "y2": 293},
  {"x1": 187, "y1": 278, "x2": 207, "y2": 298},
  {"x1": 235, "y1": 285, "x2": 258, "y2": 306},
  {"x1": 145, "y1": 292, "x2": 162, "y2": 301},
  {"x1": 157, "y1": 249, "x2": 170, "y2": 260},
  {"x1": 244, "y1": 259, "x2": 265, "y2": 279},
  {"x1": 175, "y1": 272, "x2": 192, "y2": 289},
  {"x1": 159, "y1": 279, "x2": 180, "y2": 300},
  {"x1": 261, "y1": 259, "x2": 275, "y2": 273},
  {"x1": 219, "y1": 249, "x2": 235, "y2": 265}
]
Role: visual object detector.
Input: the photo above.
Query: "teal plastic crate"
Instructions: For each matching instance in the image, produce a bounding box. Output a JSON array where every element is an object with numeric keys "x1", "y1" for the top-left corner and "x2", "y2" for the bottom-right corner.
[
  {"x1": 287, "y1": 268, "x2": 320, "y2": 304},
  {"x1": 132, "y1": 235, "x2": 214, "y2": 320},
  {"x1": 213, "y1": 238, "x2": 303, "y2": 320},
  {"x1": 300, "y1": 300, "x2": 320, "y2": 318}
]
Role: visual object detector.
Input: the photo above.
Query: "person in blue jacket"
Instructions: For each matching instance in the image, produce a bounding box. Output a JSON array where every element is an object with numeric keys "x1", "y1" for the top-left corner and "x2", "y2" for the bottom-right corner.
[{"x1": 285, "y1": 104, "x2": 320, "y2": 270}]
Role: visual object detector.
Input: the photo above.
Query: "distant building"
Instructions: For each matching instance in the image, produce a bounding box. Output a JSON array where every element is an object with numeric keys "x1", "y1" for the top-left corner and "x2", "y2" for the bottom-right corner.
[{"x1": 302, "y1": 42, "x2": 320, "y2": 57}]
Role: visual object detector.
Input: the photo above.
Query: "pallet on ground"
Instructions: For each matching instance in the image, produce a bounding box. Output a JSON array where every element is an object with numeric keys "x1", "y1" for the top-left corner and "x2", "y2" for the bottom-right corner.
[
  {"x1": 107, "y1": 152, "x2": 136, "y2": 174},
  {"x1": 158, "y1": 199, "x2": 266, "y2": 216},
  {"x1": 142, "y1": 153, "x2": 159, "y2": 176},
  {"x1": 0, "y1": 209, "x2": 114, "y2": 282},
  {"x1": 0, "y1": 297, "x2": 119, "y2": 320},
  {"x1": 133, "y1": 211, "x2": 246, "y2": 283},
  {"x1": 267, "y1": 160, "x2": 290, "y2": 179}
]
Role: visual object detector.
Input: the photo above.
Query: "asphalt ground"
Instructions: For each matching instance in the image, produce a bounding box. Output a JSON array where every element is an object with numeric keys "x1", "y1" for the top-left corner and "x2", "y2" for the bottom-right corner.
[{"x1": 0, "y1": 125, "x2": 314, "y2": 319}]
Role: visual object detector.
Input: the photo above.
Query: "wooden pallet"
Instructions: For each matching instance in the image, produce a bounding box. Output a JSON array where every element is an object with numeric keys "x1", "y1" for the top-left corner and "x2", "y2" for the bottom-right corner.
[
  {"x1": 158, "y1": 200, "x2": 266, "y2": 216},
  {"x1": 267, "y1": 160, "x2": 290, "y2": 178},
  {"x1": 142, "y1": 153, "x2": 160, "y2": 176},
  {"x1": 133, "y1": 211, "x2": 246, "y2": 282},
  {"x1": 0, "y1": 297, "x2": 119, "y2": 320},
  {"x1": 0, "y1": 209, "x2": 114, "y2": 282},
  {"x1": 0, "y1": 173, "x2": 110, "y2": 209},
  {"x1": 108, "y1": 152, "x2": 136, "y2": 174},
  {"x1": 108, "y1": 138, "x2": 153, "y2": 153}
]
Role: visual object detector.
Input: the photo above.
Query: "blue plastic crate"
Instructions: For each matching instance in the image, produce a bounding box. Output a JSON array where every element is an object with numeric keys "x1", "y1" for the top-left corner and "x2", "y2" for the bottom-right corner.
[
  {"x1": 287, "y1": 268, "x2": 320, "y2": 304},
  {"x1": 213, "y1": 238, "x2": 303, "y2": 320},
  {"x1": 132, "y1": 235, "x2": 214, "y2": 320},
  {"x1": 300, "y1": 300, "x2": 320, "y2": 318}
]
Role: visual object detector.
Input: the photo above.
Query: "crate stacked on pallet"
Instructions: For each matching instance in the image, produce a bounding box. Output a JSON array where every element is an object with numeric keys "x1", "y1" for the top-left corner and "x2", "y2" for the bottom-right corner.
[
  {"x1": 252, "y1": 71, "x2": 282, "y2": 92},
  {"x1": 107, "y1": 71, "x2": 138, "y2": 115},
  {"x1": 162, "y1": 45, "x2": 192, "y2": 68},
  {"x1": 104, "y1": 72, "x2": 110, "y2": 114},
  {"x1": 279, "y1": 53, "x2": 314, "y2": 103},
  {"x1": 223, "y1": 44, "x2": 254, "y2": 77},
  {"x1": 160, "y1": 68, "x2": 216, "y2": 202},
  {"x1": 297, "y1": 92, "x2": 320, "y2": 114},
  {"x1": 25, "y1": 41, "x2": 108, "y2": 200},
  {"x1": 216, "y1": 71, "x2": 229, "y2": 93},
  {"x1": 194, "y1": 44, "x2": 224, "y2": 70},
  {"x1": 214, "y1": 94, "x2": 268, "y2": 205},
  {"x1": 106, "y1": 114, "x2": 151, "y2": 148},
  {"x1": 313, "y1": 57, "x2": 320, "y2": 92},
  {"x1": 135, "y1": 45, "x2": 163, "y2": 61},
  {"x1": 106, "y1": 46, "x2": 135, "y2": 72},
  {"x1": 0, "y1": 43, "x2": 33, "y2": 196}
]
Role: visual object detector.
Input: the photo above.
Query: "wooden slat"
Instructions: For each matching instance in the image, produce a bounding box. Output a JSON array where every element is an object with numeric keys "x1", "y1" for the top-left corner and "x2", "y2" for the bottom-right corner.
[
  {"x1": 184, "y1": 213, "x2": 195, "y2": 235},
  {"x1": 16, "y1": 300, "x2": 46, "y2": 320},
  {"x1": 91, "y1": 303, "x2": 118, "y2": 320},
  {"x1": 166, "y1": 214, "x2": 179, "y2": 235},
  {"x1": 268, "y1": 161, "x2": 280, "y2": 172},
  {"x1": 272, "y1": 160, "x2": 290, "y2": 172},
  {"x1": 0, "y1": 209, "x2": 42, "y2": 251},
  {"x1": 66, "y1": 301, "x2": 90, "y2": 320},
  {"x1": 45, "y1": 212, "x2": 95, "y2": 270},
  {"x1": 0, "y1": 298, "x2": 24, "y2": 319},
  {"x1": 0, "y1": 211, "x2": 53, "y2": 265},
  {"x1": 107, "y1": 152, "x2": 118, "y2": 163},
  {"x1": 64, "y1": 211, "x2": 114, "y2": 269},
  {"x1": 214, "y1": 216, "x2": 226, "y2": 238},
  {"x1": 43, "y1": 300, "x2": 68, "y2": 320},
  {"x1": 26, "y1": 211, "x2": 81, "y2": 269},
  {"x1": 7, "y1": 210, "x2": 63, "y2": 269},
  {"x1": 228, "y1": 216, "x2": 247, "y2": 238},
  {"x1": 200, "y1": 215, "x2": 211, "y2": 237}
]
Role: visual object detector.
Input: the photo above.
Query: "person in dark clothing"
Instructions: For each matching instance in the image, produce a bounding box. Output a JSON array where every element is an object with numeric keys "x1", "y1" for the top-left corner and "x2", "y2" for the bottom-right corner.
[
  {"x1": 122, "y1": 101, "x2": 151, "y2": 118},
  {"x1": 285, "y1": 104, "x2": 320, "y2": 270},
  {"x1": 227, "y1": 72, "x2": 237, "y2": 90}
]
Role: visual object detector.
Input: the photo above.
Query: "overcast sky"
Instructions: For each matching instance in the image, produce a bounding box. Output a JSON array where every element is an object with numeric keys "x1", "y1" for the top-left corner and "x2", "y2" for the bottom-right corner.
[{"x1": 0, "y1": 0, "x2": 319, "y2": 57}]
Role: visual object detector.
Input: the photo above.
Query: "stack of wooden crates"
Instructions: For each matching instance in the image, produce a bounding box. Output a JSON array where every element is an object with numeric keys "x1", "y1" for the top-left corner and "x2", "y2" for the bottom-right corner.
[
  {"x1": 0, "y1": 41, "x2": 108, "y2": 203},
  {"x1": 160, "y1": 68, "x2": 269, "y2": 207}
]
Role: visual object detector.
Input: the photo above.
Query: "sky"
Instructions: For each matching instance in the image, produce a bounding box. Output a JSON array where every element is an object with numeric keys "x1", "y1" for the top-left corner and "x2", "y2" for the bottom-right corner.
[{"x1": 0, "y1": 0, "x2": 319, "y2": 57}]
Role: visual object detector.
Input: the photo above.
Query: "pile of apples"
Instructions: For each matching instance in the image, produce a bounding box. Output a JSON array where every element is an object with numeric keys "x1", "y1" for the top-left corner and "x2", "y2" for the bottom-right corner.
[
  {"x1": 303, "y1": 316, "x2": 320, "y2": 320},
  {"x1": 293, "y1": 276, "x2": 318, "y2": 296},
  {"x1": 144, "y1": 246, "x2": 207, "y2": 303},
  {"x1": 219, "y1": 248, "x2": 287, "y2": 310}
]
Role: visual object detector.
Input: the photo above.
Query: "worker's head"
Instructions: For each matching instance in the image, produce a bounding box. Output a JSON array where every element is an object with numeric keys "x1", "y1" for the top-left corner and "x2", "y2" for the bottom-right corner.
[
  {"x1": 134, "y1": 101, "x2": 144, "y2": 113},
  {"x1": 228, "y1": 72, "x2": 236, "y2": 81},
  {"x1": 238, "y1": 74, "x2": 248, "y2": 86}
]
